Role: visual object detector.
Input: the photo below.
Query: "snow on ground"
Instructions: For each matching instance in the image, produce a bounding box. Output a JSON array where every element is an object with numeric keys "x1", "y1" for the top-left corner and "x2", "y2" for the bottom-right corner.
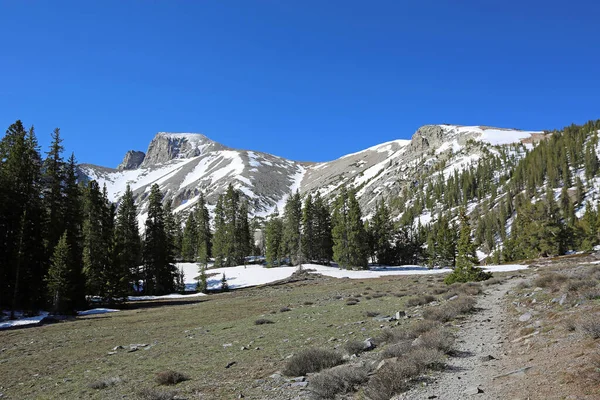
[
  {"x1": 0, "y1": 312, "x2": 49, "y2": 330},
  {"x1": 77, "y1": 308, "x2": 119, "y2": 316},
  {"x1": 179, "y1": 262, "x2": 529, "y2": 290},
  {"x1": 127, "y1": 292, "x2": 206, "y2": 301}
]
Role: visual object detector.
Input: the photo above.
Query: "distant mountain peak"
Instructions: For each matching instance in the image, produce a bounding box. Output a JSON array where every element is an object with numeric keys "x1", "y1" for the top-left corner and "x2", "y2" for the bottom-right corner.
[{"x1": 140, "y1": 132, "x2": 227, "y2": 168}]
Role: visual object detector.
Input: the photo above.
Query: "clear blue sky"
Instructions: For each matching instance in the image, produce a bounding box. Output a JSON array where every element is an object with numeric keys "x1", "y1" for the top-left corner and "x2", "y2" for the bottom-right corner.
[{"x1": 1, "y1": 1, "x2": 598, "y2": 167}]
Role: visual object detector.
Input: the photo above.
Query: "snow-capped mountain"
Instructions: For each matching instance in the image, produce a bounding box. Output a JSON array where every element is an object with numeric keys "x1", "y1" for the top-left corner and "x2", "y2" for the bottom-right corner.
[{"x1": 78, "y1": 125, "x2": 545, "y2": 222}]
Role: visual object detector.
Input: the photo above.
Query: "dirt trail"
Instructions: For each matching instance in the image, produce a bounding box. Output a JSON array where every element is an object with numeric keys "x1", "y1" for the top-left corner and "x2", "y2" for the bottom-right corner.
[{"x1": 397, "y1": 278, "x2": 521, "y2": 400}]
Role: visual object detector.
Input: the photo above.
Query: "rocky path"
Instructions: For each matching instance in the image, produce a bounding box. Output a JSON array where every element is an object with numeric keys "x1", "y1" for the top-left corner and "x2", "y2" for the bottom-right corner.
[{"x1": 397, "y1": 278, "x2": 520, "y2": 400}]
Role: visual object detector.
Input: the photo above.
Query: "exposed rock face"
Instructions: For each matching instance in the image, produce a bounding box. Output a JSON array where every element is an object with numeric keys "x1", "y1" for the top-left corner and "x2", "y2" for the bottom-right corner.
[
  {"x1": 117, "y1": 150, "x2": 145, "y2": 170},
  {"x1": 140, "y1": 133, "x2": 226, "y2": 167}
]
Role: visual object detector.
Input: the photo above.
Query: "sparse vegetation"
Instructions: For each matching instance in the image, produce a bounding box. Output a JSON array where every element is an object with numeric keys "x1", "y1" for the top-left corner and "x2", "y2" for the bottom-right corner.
[
  {"x1": 88, "y1": 376, "x2": 122, "y2": 389},
  {"x1": 579, "y1": 314, "x2": 600, "y2": 339},
  {"x1": 405, "y1": 294, "x2": 435, "y2": 307},
  {"x1": 254, "y1": 318, "x2": 275, "y2": 325},
  {"x1": 282, "y1": 348, "x2": 345, "y2": 376},
  {"x1": 155, "y1": 370, "x2": 188, "y2": 385},
  {"x1": 138, "y1": 388, "x2": 176, "y2": 400},
  {"x1": 310, "y1": 365, "x2": 369, "y2": 399}
]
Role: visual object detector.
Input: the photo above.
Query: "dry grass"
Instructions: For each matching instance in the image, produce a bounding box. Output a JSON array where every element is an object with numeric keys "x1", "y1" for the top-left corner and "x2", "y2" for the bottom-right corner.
[
  {"x1": 138, "y1": 388, "x2": 176, "y2": 400},
  {"x1": 282, "y1": 348, "x2": 344, "y2": 376},
  {"x1": 310, "y1": 365, "x2": 368, "y2": 399},
  {"x1": 419, "y1": 328, "x2": 455, "y2": 354},
  {"x1": 405, "y1": 294, "x2": 436, "y2": 307},
  {"x1": 579, "y1": 314, "x2": 600, "y2": 339},
  {"x1": 423, "y1": 296, "x2": 476, "y2": 322},
  {"x1": 88, "y1": 377, "x2": 122, "y2": 389},
  {"x1": 534, "y1": 273, "x2": 568, "y2": 291}
]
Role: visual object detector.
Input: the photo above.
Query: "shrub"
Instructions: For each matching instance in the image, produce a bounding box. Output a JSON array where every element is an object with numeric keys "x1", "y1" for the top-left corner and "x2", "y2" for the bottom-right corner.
[
  {"x1": 138, "y1": 388, "x2": 176, "y2": 400},
  {"x1": 365, "y1": 311, "x2": 380, "y2": 317},
  {"x1": 280, "y1": 306, "x2": 291, "y2": 313},
  {"x1": 311, "y1": 365, "x2": 368, "y2": 399},
  {"x1": 371, "y1": 293, "x2": 386, "y2": 299},
  {"x1": 406, "y1": 295, "x2": 435, "y2": 307},
  {"x1": 88, "y1": 377, "x2": 121, "y2": 389},
  {"x1": 534, "y1": 273, "x2": 567, "y2": 290},
  {"x1": 579, "y1": 314, "x2": 600, "y2": 339},
  {"x1": 419, "y1": 328, "x2": 455, "y2": 354},
  {"x1": 444, "y1": 265, "x2": 492, "y2": 285},
  {"x1": 423, "y1": 296, "x2": 476, "y2": 322},
  {"x1": 365, "y1": 360, "x2": 419, "y2": 400},
  {"x1": 433, "y1": 287, "x2": 449, "y2": 295},
  {"x1": 403, "y1": 347, "x2": 444, "y2": 370},
  {"x1": 346, "y1": 297, "x2": 360, "y2": 302},
  {"x1": 303, "y1": 301, "x2": 314, "y2": 306},
  {"x1": 344, "y1": 340, "x2": 367, "y2": 355},
  {"x1": 155, "y1": 370, "x2": 188, "y2": 385},
  {"x1": 404, "y1": 320, "x2": 440, "y2": 339},
  {"x1": 254, "y1": 318, "x2": 275, "y2": 325},
  {"x1": 382, "y1": 340, "x2": 412, "y2": 359},
  {"x1": 282, "y1": 348, "x2": 344, "y2": 376},
  {"x1": 483, "y1": 277, "x2": 503, "y2": 286}
]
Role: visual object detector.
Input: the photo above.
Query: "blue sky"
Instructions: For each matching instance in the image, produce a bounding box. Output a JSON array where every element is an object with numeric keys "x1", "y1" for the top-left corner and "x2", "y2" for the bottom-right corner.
[{"x1": 1, "y1": 1, "x2": 598, "y2": 167}]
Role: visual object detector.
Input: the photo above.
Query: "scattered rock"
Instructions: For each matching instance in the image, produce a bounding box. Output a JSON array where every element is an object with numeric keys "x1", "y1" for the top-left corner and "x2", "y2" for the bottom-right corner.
[
  {"x1": 240, "y1": 346, "x2": 248, "y2": 351},
  {"x1": 290, "y1": 381, "x2": 308, "y2": 388},
  {"x1": 223, "y1": 343, "x2": 233, "y2": 348},
  {"x1": 112, "y1": 345, "x2": 124, "y2": 351},
  {"x1": 127, "y1": 347, "x2": 138, "y2": 353},
  {"x1": 270, "y1": 373, "x2": 282, "y2": 379},
  {"x1": 559, "y1": 293, "x2": 567, "y2": 306},
  {"x1": 492, "y1": 366, "x2": 533, "y2": 379},
  {"x1": 288, "y1": 376, "x2": 305, "y2": 382},
  {"x1": 363, "y1": 338, "x2": 376, "y2": 351},
  {"x1": 107, "y1": 351, "x2": 117, "y2": 356},
  {"x1": 519, "y1": 312, "x2": 532, "y2": 322},
  {"x1": 225, "y1": 361, "x2": 236, "y2": 369},
  {"x1": 395, "y1": 311, "x2": 406, "y2": 319},
  {"x1": 464, "y1": 386, "x2": 483, "y2": 395},
  {"x1": 480, "y1": 355, "x2": 496, "y2": 362},
  {"x1": 448, "y1": 295, "x2": 459, "y2": 301}
]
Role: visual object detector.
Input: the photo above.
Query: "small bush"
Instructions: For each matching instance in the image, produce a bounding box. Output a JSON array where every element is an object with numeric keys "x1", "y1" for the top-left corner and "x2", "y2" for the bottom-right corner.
[
  {"x1": 483, "y1": 277, "x2": 503, "y2": 286},
  {"x1": 88, "y1": 377, "x2": 121, "y2": 389},
  {"x1": 433, "y1": 287, "x2": 449, "y2": 295},
  {"x1": 534, "y1": 273, "x2": 568, "y2": 290},
  {"x1": 346, "y1": 300, "x2": 358, "y2": 306},
  {"x1": 403, "y1": 319, "x2": 440, "y2": 339},
  {"x1": 403, "y1": 347, "x2": 445, "y2": 370},
  {"x1": 371, "y1": 293, "x2": 386, "y2": 299},
  {"x1": 406, "y1": 295, "x2": 435, "y2": 307},
  {"x1": 579, "y1": 314, "x2": 600, "y2": 339},
  {"x1": 444, "y1": 265, "x2": 492, "y2": 285},
  {"x1": 365, "y1": 361, "x2": 419, "y2": 400},
  {"x1": 280, "y1": 306, "x2": 292, "y2": 313},
  {"x1": 344, "y1": 340, "x2": 366, "y2": 355},
  {"x1": 582, "y1": 288, "x2": 600, "y2": 300},
  {"x1": 138, "y1": 388, "x2": 176, "y2": 400},
  {"x1": 303, "y1": 301, "x2": 314, "y2": 306},
  {"x1": 311, "y1": 365, "x2": 368, "y2": 399},
  {"x1": 419, "y1": 328, "x2": 455, "y2": 354},
  {"x1": 566, "y1": 279, "x2": 596, "y2": 292},
  {"x1": 423, "y1": 296, "x2": 476, "y2": 322},
  {"x1": 381, "y1": 340, "x2": 412, "y2": 358},
  {"x1": 155, "y1": 370, "x2": 188, "y2": 386},
  {"x1": 365, "y1": 311, "x2": 380, "y2": 317},
  {"x1": 346, "y1": 297, "x2": 360, "y2": 302},
  {"x1": 393, "y1": 292, "x2": 407, "y2": 298},
  {"x1": 282, "y1": 348, "x2": 344, "y2": 376},
  {"x1": 254, "y1": 318, "x2": 275, "y2": 325}
]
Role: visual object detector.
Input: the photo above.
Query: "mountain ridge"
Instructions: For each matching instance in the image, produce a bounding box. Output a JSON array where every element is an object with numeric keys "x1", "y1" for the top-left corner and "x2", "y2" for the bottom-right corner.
[{"x1": 77, "y1": 124, "x2": 545, "y2": 226}]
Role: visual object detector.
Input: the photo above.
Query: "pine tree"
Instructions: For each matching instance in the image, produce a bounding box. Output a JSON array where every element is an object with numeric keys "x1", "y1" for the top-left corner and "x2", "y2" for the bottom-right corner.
[
  {"x1": 265, "y1": 216, "x2": 284, "y2": 267},
  {"x1": 63, "y1": 154, "x2": 86, "y2": 309},
  {"x1": 113, "y1": 185, "x2": 141, "y2": 296},
  {"x1": 212, "y1": 195, "x2": 227, "y2": 268},
  {"x1": 445, "y1": 208, "x2": 491, "y2": 284},
  {"x1": 43, "y1": 128, "x2": 66, "y2": 252},
  {"x1": 47, "y1": 232, "x2": 72, "y2": 314},
  {"x1": 332, "y1": 187, "x2": 368, "y2": 269},
  {"x1": 282, "y1": 191, "x2": 302, "y2": 265},
  {"x1": 82, "y1": 181, "x2": 110, "y2": 297},
  {"x1": 0, "y1": 122, "x2": 48, "y2": 314},
  {"x1": 181, "y1": 212, "x2": 198, "y2": 261},
  {"x1": 194, "y1": 193, "x2": 211, "y2": 267},
  {"x1": 235, "y1": 199, "x2": 252, "y2": 264},
  {"x1": 221, "y1": 273, "x2": 229, "y2": 291},
  {"x1": 143, "y1": 184, "x2": 175, "y2": 295},
  {"x1": 369, "y1": 198, "x2": 394, "y2": 265},
  {"x1": 301, "y1": 194, "x2": 316, "y2": 262},
  {"x1": 197, "y1": 265, "x2": 208, "y2": 293},
  {"x1": 313, "y1": 193, "x2": 333, "y2": 264}
]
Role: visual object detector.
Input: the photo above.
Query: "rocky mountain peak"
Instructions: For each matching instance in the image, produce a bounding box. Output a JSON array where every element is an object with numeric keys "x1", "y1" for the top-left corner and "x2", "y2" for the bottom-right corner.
[
  {"x1": 117, "y1": 150, "x2": 145, "y2": 170},
  {"x1": 140, "y1": 132, "x2": 227, "y2": 168}
]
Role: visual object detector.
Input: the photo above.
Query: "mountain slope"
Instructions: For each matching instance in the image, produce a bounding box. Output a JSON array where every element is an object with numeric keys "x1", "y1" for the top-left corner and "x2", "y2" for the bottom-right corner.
[{"x1": 78, "y1": 125, "x2": 545, "y2": 224}]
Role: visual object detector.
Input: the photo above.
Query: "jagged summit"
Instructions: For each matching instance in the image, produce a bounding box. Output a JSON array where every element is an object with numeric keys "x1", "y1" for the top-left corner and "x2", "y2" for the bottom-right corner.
[{"x1": 140, "y1": 132, "x2": 227, "y2": 168}]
